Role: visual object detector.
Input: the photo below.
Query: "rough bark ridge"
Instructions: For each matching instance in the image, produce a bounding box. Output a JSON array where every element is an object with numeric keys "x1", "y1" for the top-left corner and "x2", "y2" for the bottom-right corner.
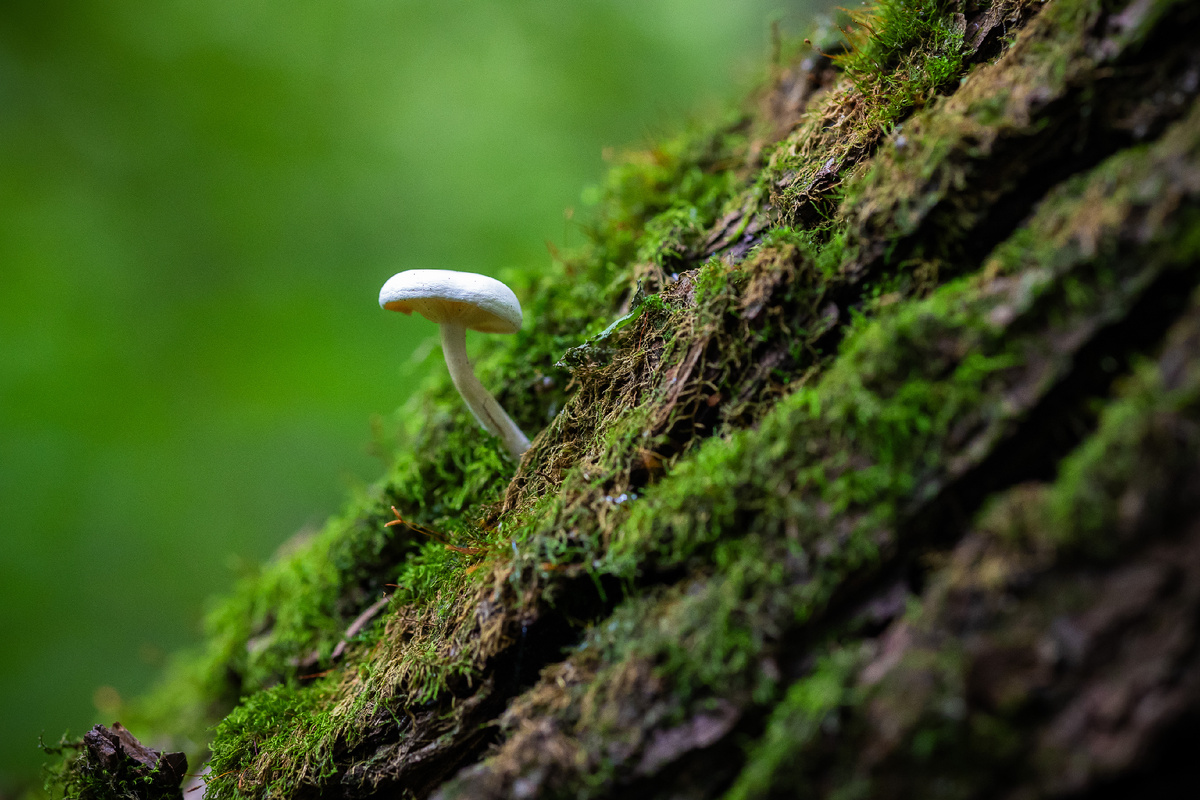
[{"x1": 49, "y1": 0, "x2": 1200, "y2": 798}]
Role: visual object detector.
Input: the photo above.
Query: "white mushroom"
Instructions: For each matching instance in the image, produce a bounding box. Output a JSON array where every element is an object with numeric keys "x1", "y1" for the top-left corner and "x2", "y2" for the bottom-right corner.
[{"x1": 379, "y1": 269, "x2": 531, "y2": 459}]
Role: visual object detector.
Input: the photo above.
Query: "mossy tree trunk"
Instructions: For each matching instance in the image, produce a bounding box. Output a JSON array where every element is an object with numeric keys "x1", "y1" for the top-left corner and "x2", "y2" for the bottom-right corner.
[{"x1": 54, "y1": 0, "x2": 1200, "y2": 798}]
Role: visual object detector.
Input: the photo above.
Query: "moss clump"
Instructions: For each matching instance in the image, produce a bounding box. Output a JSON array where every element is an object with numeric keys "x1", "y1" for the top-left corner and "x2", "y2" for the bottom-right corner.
[
  {"x1": 206, "y1": 683, "x2": 339, "y2": 799},
  {"x1": 764, "y1": 0, "x2": 1035, "y2": 229}
]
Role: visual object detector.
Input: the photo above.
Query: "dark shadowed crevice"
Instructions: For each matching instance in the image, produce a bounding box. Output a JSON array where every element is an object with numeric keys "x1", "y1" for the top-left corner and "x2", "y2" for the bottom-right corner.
[{"x1": 1079, "y1": 712, "x2": 1200, "y2": 799}]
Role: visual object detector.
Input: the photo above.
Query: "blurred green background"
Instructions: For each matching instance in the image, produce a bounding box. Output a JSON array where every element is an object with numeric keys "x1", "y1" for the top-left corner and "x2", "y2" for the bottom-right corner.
[{"x1": 0, "y1": 0, "x2": 815, "y2": 789}]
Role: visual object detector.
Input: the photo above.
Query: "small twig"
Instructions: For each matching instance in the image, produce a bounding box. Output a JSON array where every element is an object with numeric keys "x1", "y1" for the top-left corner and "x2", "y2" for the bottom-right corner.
[
  {"x1": 330, "y1": 593, "x2": 393, "y2": 660},
  {"x1": 386, "y1": 505, "x2": 493, "y2": 557},
  {"x1": 385, "y1": 506, "x2": 451, "y2": 544}
]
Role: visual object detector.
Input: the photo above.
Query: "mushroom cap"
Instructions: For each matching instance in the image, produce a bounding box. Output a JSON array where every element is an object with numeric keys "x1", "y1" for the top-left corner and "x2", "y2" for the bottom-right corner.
[{"x1": 378, "y1": 269, "x2": 522, "y2": 334}]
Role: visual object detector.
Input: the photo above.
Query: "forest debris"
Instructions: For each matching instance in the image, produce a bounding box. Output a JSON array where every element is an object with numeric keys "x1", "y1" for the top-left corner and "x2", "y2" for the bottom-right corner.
[
  {"x1": 331, "y1": 593, "x2": 393, "y2": 660},
  {"x1": 634, "y1": 700, "x2": 740, "y2": 776},
  {"x1": 60, "y1": 723, "x2": 190, "y2": 800}
]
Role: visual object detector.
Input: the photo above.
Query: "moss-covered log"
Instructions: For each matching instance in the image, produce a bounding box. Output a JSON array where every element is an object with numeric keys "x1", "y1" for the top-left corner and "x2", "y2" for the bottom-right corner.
[{"x1": 48, "y1": 0, "x2": 1200, "y2": 797}]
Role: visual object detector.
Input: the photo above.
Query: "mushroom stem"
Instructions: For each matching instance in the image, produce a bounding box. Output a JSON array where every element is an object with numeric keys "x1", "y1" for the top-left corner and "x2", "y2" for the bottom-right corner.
[{"x1": 439, "y1": 322, "x2": 531, "y2": 460}]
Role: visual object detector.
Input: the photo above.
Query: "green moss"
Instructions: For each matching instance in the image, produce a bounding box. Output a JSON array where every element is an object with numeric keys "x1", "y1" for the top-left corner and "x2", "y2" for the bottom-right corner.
[
  {"x1": 206, "y1": 682, "x2": 339, "y2": 800},
  {"x1": 763, "y1": 0, "x2": 1003, "y2": 226},
  {"x1": 721, "y1": 647, "x2": 863, "y2": 800},
  {"x1": 837, "y1": 0, "x2": 969, "y2": 118},
  {"x1": 981, "y1": 280, "x2": 1200, "y2": 561}
]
